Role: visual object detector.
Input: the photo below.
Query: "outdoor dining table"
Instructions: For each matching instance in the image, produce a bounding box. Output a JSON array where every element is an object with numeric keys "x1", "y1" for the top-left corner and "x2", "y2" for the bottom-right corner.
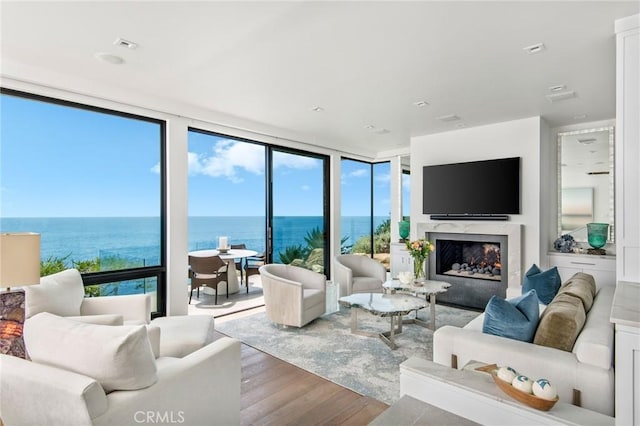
[{"x1": 188, "y1": 249, "x2": 259, "y2": 295}]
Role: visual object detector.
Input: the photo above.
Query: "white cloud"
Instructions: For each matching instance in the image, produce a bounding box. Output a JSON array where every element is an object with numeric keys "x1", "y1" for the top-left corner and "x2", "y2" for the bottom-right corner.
[
  {"x1": 341, "y1": 167, "x2": 369, "y2": 184},
  {"x1": 301, "y1": 185, "x2": 310, "y2": 191},
  {"x1": 150, "y1": 163, "x2": 160, "y2": 174},
  {"x1": 189, "y1": 141, "x2": 265, "y2": 183},
  {"x1": 349, "y1": 169, "x2": 368, "y2": 178},
  {"x1": 188, "y1": 141, "x2": 319, "y2": 183},
  {"x1": 374, "y1": 172, "x2": 391, "y2": 183},
  {"x1": 273, "y1": 152, "x2": 319, "y2": 170}
]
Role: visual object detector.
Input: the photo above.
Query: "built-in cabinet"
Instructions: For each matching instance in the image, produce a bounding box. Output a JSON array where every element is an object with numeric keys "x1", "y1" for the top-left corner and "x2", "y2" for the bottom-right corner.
[
  {"x1": 615, "y1": 14, "x2": 640, "y2": 283},
  {"x1": 390, "y1": 242, "x2": 412, "y2": 279},
  {"x1": 548, "y1": 252, "x2": 616, "y2": 287},
  {"x1": 614, "y1": 13, "x2": 640, "y2": 426}
]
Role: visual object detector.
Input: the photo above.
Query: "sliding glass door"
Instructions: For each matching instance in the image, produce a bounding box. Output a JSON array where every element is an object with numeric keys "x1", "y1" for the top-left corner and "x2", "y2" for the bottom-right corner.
[
  {"x1": 270, "y1": 149, "x2": 328, "y2": 273},
  {"x1": 188, "y1": 130, "x2": 330, "y2": 275},
  {"x1": 187, "y1": 130, "x2": 267, "y2": 255}
]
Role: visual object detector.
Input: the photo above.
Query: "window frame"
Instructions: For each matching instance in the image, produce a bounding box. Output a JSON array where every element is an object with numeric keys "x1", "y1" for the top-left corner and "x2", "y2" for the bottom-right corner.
[{"x1": 0, "y1": 88, "x2": 167, "y2": 317}]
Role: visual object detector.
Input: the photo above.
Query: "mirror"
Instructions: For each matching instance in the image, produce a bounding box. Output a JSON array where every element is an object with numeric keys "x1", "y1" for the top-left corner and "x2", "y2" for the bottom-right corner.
[{"x1": 557, "y1": 127, "x2": 614, "y2": 242}]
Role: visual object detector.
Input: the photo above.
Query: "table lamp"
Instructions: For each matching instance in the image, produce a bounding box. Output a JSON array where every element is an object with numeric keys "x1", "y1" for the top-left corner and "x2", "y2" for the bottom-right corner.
[{"x1": 0, "y1": 232, "x2": 41, "y2": 358}]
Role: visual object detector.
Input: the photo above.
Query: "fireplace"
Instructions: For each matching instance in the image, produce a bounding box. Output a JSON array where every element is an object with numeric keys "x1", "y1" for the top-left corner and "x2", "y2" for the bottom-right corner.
[{"x1": 429, "y1": 232, "x2": 508, "y2": 309}]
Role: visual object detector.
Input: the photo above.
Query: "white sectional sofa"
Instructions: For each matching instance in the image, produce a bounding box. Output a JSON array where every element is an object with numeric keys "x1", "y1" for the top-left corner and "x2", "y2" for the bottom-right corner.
[
  {"x1": 433, "y1": 277, "x2": 616, "y2": 416},
  {"x1": 0, "y1": 311, "x2": 241, "y2": 426}
]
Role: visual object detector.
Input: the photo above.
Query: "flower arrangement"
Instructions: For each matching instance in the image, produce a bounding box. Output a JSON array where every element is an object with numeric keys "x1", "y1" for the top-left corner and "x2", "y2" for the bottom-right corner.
[{"x1": 406, "y1": 238, "x2": 434, "y2": 280}]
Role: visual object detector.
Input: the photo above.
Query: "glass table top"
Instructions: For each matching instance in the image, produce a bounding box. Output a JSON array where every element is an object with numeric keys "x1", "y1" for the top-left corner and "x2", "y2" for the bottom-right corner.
[{"x1": 338, "y1": 293, "x2": 428, "y2": 316}]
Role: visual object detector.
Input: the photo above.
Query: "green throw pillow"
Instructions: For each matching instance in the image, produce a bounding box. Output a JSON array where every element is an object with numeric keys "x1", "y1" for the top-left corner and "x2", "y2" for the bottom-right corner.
[
  {"x1": 482, "y1": 290, "x2": 540, "y2": 342},
  {"x1": 522, "y1": 264, "x2": 561, "y2": 305}
]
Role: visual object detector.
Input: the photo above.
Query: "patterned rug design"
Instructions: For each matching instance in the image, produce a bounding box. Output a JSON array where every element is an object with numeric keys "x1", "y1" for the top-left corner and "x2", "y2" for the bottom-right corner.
[{"x1": 216, "y1": 304, "x2": 480, "y2": 404}]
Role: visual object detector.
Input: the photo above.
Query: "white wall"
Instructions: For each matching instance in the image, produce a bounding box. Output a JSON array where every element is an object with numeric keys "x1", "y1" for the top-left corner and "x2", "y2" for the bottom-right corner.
[{"x1": 410, "y1": 116, "x2": 549, "y2": 272}]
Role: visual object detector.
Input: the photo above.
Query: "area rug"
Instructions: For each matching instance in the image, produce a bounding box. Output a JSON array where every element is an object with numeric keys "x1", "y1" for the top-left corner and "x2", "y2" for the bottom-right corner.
[{"x1": 216, "y1": 304, "x2": 480, "y2": 404}]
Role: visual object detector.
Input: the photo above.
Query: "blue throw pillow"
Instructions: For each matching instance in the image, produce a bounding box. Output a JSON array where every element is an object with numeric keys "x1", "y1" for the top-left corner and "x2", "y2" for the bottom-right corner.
[
  {"x1": 482, "y1": 290, "x2": 540, "y2": 342},
  {"x1": 522, "y1": 264, "x2": 561, "y2": 304}
]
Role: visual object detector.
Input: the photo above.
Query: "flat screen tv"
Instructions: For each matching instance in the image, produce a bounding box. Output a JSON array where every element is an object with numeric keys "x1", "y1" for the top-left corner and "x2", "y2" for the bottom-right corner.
[{"x1": 422, "y1": 157, "x2": 520, "y2": 215}]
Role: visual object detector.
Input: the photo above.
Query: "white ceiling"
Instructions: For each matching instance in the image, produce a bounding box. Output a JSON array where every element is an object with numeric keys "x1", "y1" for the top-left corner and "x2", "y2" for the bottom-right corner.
[{"x1": 1, "y1": 1, "x2": 638, "y2": 158}]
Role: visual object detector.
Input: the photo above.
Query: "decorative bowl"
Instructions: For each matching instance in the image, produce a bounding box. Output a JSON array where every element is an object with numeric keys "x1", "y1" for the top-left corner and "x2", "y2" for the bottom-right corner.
[
  {"x1": 476, "y1": 365, "x2": 559, "y2": 411},
  {"x1": 398, "y1": 271, "x2": 413, "y2": 285}
]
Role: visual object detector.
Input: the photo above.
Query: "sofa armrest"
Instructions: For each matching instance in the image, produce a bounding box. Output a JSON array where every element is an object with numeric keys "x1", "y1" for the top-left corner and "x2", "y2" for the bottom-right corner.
[
  {"x1": 0, "y1": 354, "x2": 108, "y2": 426},
  {"x1": 92, "y1": 337, "x2": 241, "y2": 426},
  {"x1": 433, "y1": 325, "x2": 615, "y2": 416},
  {"x1": 80, "y1": 293, "x2": 151, "y2": 324}
]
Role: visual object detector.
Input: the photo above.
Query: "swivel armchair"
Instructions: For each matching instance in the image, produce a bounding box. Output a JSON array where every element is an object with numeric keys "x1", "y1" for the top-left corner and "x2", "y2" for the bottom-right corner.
[
  {"x1": 334, "y1": 254, "x2": 387, "y2": 296},
  {"x1": 259, "y1": 264, "x2": 326, "y2": 327}
]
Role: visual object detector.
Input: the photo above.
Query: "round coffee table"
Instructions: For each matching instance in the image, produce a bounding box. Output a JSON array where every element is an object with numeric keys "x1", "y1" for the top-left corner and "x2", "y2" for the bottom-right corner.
[
  {"x1": 338, "y1": 293, "x2": 428, "y2": 350},
  {"x1": 382, "y1": 279, "x2": 451, "y2": 330}
]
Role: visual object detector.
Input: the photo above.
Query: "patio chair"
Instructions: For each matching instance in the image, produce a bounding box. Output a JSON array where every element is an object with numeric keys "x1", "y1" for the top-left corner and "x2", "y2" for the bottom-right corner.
[
  {"x1": 230, "y1": 243, "x2": 247, "y2": 289},
  {"x1": 188, "y1": 255, "x2": 229, "y2": 305},
  {"x1": 244, "y1": 251, "x2": 266, "y2": 288}
]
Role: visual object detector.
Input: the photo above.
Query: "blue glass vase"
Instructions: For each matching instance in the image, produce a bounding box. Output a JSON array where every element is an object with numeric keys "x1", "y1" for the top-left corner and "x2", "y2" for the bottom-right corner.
[{"x1": 587, "y1": 223, "x2": 609, "y2": 249}]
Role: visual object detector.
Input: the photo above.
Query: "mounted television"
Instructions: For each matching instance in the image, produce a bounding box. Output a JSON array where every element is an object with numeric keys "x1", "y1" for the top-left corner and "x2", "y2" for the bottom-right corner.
[{"x1": 422, "y1": 157, "x2": 520, "y2": 216}]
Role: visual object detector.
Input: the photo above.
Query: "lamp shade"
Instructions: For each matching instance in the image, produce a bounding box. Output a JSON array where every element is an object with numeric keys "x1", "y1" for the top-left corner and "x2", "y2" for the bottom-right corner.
[{"x1": 0, "y1": 232, "x2": 41, "y2": 288}]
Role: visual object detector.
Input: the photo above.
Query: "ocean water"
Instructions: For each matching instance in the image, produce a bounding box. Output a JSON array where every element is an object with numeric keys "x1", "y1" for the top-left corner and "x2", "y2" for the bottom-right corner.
[{"x1": 1, "y1": 216, "x2": 388, "y2": 266}]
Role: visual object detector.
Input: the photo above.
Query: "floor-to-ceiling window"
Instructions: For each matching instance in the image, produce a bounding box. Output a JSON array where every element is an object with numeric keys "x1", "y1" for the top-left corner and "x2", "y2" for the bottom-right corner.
[
  {"x1": 0, "y1": 89, "x2": 166, "y2": 315},
  {"x1": 373, "y1": 162, "x2": 391, "y2": 266},
  {"x1": 271, "y1": 149, "x2": 328, "y2": 272},
  {"x1": 340, "y1": 158, "x2": 390, "y2": 269},
  {"x1": 341, "y1": 159, "x2": 373, "y2": 256},
  {"x1": 402, "y1": 169, "x2": 411, "y2": 220},
  {"x1": 187, "y1": 129, "x2": 329, "y2": 275}
]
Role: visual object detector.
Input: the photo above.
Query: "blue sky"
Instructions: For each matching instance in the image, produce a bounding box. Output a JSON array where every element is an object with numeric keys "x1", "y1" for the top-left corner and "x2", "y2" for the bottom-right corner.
[{"x1": 1, "y1": 93, "x2": 393, "y2": 218}]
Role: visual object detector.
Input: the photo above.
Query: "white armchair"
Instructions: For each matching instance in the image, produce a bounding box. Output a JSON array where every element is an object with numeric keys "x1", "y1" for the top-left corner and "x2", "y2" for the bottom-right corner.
[
  {"x1": 27, "y1": 269, "x2": 216, "y2": 358},
  {"x1": 259, "y1": 264, "x2": 326, "y2": 327},
  {"x1": 25, "y1": 269, "x2": 151, "y2": 325},
  {"x1": 334, "y1": 254, "x2": 387, "y2": 296}
]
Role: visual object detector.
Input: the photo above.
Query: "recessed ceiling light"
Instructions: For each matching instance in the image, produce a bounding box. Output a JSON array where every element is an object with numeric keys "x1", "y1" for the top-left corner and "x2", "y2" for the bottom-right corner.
[
  {"x1": 412, "y1": 100, "x2": 429, "y2": 108},
  {"x1": 364, "y1": 124, "x2": 375, "y2": 130},
  {"x1": 436, "y1": 114, "x2": 460, "y2": 122},
  {"x1": 310, "y1": 106, "x2": 324, "y2": 112},
  {"x1": 113, "y1": 38, "x2": 138, "y2": 50},
  {"x1": 549, "y1": 84, "x2": 566, "y2": 92},
  {"x1": 573, "y1": 114, "x2": 588, "y2": 120},
  {"x1": 523, "y1": 43, "x2": 546, "y2": 54},
  {"x1": 94, "y1": 52, "x2": 125, "y2": 65},
  {"x1": 545, "y1": 91, "x2": 576, "y2": 103}
]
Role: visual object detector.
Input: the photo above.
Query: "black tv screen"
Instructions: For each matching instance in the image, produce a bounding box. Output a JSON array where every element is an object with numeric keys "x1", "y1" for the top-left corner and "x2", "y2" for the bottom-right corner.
[{"x1": 422, "y1": 157, "x2": 520, "y2": 215}]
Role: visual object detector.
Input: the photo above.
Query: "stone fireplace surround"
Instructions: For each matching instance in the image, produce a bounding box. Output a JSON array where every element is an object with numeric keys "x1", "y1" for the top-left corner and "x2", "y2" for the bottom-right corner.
[{"x1": 416, "y1": 222, "x2": 523, "y2": 308}]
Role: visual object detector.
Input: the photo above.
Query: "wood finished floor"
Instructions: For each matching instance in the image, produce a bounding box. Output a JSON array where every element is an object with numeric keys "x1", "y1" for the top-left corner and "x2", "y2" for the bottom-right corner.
[{"x1": 212, "y1": 331, "x2": 389, "y2": 426}]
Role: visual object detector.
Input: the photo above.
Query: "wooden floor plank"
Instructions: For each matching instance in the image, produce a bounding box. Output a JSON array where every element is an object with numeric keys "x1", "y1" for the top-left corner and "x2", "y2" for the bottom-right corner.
[{"x1": 212, "y1": 331, "x2": 388, "y2": 425}]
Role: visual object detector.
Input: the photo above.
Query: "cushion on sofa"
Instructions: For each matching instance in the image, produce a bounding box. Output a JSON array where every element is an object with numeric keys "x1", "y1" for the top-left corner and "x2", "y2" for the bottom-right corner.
[
  {"x1": 482, "y1": 290, "x2": 540, "y2": 342},
  {"x1": 522, "y1": 264, "x2": 561, "y2": 305},
  {"x1": 533, "y1": 293, "x2": 586, "y2": 351},
  {"x1": 25, "y1": 269, "x2": 85, "y2": 318},
  {"x1": 557, "y1": 272, "x2": 596, "y2": 312},
  {"x1": 24, "y1": 312, "x2": 158, "y2": 392},
  {"x1": 572, "y1": 286, "x2": 616, "y2": 369}
]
